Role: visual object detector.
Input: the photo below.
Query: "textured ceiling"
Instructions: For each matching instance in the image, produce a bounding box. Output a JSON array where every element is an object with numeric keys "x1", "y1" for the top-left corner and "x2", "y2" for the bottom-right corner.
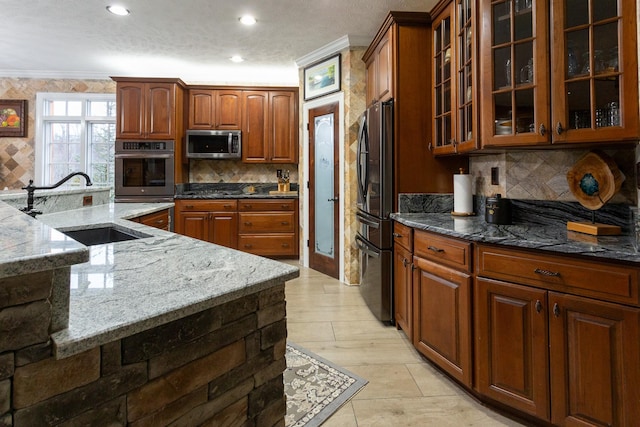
[{"x1": 2, "y1": 0, "x2": 438, "y2": 85}]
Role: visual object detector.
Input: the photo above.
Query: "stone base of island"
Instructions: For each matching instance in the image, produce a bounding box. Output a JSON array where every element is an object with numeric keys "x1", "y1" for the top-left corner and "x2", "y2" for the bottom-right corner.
[{"x1": 0, "y1": 200, "x2": 299, "y2": 426}]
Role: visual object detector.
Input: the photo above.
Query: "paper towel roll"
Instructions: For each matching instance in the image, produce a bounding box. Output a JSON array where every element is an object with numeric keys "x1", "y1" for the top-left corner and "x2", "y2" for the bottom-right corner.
[{"x1": 453, "y1": 174, "x2": 473, "y2": 214}]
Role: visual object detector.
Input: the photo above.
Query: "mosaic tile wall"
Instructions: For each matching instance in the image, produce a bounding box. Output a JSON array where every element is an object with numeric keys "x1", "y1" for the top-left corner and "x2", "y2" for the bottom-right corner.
[
  {"x1": 0, "y1": 78, "x2": 116, "y2": 189},
  {"x1": 343, "y1": 47, "x2": 367, "y2": 285},
  {"x1": 470, "y1": 147, "x2": 637, "y2": 205}
]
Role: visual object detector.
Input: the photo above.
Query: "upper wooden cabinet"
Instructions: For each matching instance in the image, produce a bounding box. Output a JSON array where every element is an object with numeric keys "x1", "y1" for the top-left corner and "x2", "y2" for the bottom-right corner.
[
  {"x1": 431, "y1": 0, "x2": 478, "y2": 155},
  {"x1": 479, "y1": 0, "x2": 638, "y2": 148},
  {"x1": 365, "y1": 27, "x2": 394, "y2": 106},
  {"x1": 188, "y1": 89, "x2": 242, "y2": 130},
  {"x1": 363, "y1": 11, "x2": 468, "y2": 199},
  {"x1": 242, "y1": 89, "x2": 298, "y2": 164},
  {"x1": 114, "y1": 79, "x2": 185, "y2": 140}
]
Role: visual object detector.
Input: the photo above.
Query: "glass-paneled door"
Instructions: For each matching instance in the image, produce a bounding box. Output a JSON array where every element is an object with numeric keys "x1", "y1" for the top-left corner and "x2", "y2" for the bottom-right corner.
[{"x1": 480, "y1": 0, "x2": 549, "y2": 147}]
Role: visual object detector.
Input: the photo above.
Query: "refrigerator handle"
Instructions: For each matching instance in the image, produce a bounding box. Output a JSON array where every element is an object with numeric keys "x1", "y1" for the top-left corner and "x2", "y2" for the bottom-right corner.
[
  {"x1": 355, "y1": 211, "x2": 379, "y2": 228},
  {"x1": 356, "y1": 235, "x2": 381, "y2": 258},
  {"x1": 357, "y1": 114, "x2": 369, "y2": 203}
]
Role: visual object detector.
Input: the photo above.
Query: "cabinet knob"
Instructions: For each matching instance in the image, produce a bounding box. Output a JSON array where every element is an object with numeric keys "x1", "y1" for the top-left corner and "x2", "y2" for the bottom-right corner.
[
  {"x1": 539, "y1": 124, "x2": 546, "y2": 136},
  {"x1": 556, "y1": 122, "x2": 564, "y2": 135},
  {"x1": 535, "y1": 300, "x2": 542, "y2": 313},
  {"x1": 553, "y1": 303, "x2": 560, "y2": 317},
  {"x1": 402, "y1": 258, "x2": 409, "y2": 267},
  {"x1": 392, "y1": 232, "x2": 402, "y2": 238}
]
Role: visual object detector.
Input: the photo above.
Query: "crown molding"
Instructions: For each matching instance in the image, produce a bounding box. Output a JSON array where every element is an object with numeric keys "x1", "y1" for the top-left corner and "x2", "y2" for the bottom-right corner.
[
  {"x1": 295, "y1": 34, "x2": 371, "y2": 68},
  {"x1": 0, "y1": 69, "x2": 113, "y2": 80}
]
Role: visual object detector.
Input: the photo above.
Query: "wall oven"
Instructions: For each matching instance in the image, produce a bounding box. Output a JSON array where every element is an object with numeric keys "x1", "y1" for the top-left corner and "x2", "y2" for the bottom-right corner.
[{"x1": 114, "y1": 140, "x2": 175, "y2": 202}]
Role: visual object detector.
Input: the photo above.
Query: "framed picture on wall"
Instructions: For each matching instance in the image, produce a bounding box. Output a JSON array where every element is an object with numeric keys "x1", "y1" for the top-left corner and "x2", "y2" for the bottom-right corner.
[
  {"x1": 0, "y1": 99, "x2": 27, "y2": 137},
  {"x1": 304, "y1": 54, "x2": 341, "y2": 101}
]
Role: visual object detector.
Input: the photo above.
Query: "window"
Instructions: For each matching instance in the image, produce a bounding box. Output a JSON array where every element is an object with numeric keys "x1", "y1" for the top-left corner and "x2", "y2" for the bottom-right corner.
[{"x1": 35, "y1": 93, "x2": 116, "y2": 190}]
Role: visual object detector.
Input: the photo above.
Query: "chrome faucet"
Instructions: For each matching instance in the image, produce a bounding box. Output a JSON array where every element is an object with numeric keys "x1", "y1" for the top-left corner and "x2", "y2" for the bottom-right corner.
[{"x1": 21, "y1": 172, "x2": 93, "y2": 217}]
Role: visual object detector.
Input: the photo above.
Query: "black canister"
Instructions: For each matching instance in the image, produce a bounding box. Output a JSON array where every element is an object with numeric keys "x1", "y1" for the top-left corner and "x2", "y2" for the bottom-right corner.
[{"x1": 485, "y1": 194, "x2": 512, "y2": 225}]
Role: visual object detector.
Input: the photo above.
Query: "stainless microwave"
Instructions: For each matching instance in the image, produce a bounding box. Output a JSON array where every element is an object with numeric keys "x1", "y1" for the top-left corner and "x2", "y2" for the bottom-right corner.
[{"x1": 186, "y1": 130, "x2": 241, "y2": 159}]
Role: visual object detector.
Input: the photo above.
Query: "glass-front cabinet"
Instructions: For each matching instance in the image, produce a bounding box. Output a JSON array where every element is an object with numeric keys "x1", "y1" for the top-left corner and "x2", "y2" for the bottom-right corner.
[
  {"x1": 480, "y1": 0, "x2": 549, "y2": 147},
  {"x1": 432, "y1": 0, "x2": 477, "y2": 155},
  {"x1": 480, "y1": 0, "x2": 638, "y2": 148},
  {"x1": 551, "y1": 0, "x2": 638, "y2": 143}
]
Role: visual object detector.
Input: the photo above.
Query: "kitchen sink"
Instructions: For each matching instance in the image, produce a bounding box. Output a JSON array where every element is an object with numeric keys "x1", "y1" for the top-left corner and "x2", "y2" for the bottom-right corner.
[{"x1": 60, "y1": 225, "x2": 151, "y2": 246}]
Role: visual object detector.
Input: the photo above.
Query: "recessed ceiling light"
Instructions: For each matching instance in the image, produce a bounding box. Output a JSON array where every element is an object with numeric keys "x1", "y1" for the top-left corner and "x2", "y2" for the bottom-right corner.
[
  {"x1": 106, "y1": 5, "x2": 130, "y2": 16},
  {"x1": 239, "y1": 15, "x2": 256, "y2": 26},
  {"x1": 230, "y1": 55, "x2": 245, "y2": 63}
]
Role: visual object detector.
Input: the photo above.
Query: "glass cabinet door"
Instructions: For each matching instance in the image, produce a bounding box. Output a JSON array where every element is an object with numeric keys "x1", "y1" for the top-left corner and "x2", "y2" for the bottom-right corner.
[
  {"x1": 455, "y1": 0, "x2": 477, "y2": 153},
  {"x1": 480, "y1": 0, "x2": 549, "y2": 147},
  {"x1": 551, "y1": 0, "x2": 638, "y2": 143},
  {"x1": 432, "y1": 6, "x2": 455, "y2": 154}
]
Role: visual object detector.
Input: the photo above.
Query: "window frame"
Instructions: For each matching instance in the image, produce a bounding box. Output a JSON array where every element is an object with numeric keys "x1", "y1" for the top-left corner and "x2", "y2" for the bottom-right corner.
[{"x1": 35, "y1": 92, "x2": 116, "y2": 187}]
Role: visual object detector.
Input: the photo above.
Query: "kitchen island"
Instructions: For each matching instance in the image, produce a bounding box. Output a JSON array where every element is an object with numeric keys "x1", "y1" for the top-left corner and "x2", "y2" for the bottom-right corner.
[{"x1": 0, "y1": 200, "x2": 298, "y2": 426}]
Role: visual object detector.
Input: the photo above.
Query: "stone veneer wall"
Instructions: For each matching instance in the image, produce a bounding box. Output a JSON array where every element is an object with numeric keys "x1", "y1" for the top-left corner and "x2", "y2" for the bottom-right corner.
[
  {"x1": 0, "y1": 78, "x2": 116, "y2": 190},
  {"x1": 342, "y1": 47, "x2": 367, "y2": 285},
  {"x1": 0, "y1": 269, "x2": 287, "y2": 427}
]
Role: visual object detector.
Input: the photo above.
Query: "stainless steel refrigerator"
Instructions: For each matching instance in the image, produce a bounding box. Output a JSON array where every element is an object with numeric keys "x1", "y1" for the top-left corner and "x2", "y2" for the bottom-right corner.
[{"x1": 356, "y1": 99, "x2": 394, "y2": 323}]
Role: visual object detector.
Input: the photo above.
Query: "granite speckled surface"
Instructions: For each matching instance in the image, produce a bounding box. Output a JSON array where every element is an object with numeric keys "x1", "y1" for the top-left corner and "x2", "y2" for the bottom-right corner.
[
  {"x1": 0, "y1": 186, "x2": 111, "y2": 214},
  {"x1": 391, "y1": 212, "x2": 640, "y2": 264},
  {"x1": 2, "y1": 201, "x2": 299, "y2": 359},
  {"x1": 175, "y1": 182, "x2": 299, "y2": 199}
]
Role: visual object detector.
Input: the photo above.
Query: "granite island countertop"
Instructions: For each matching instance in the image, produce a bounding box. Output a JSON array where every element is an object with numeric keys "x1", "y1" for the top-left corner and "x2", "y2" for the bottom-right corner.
[
  {"x1": 2, "y1": 201, "x2": 299, "y2": 358},
  {"x1": 391, "y1": 212, "x2": 640, "y2": 265}
]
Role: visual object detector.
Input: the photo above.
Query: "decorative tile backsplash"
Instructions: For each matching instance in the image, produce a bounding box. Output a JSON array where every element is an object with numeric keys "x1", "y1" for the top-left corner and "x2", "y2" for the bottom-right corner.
[
  {"x1": 470, "y1": 147, "x2": 637, "y2": 206},
  {"x1": 189, "y1": 160, "x2": 299, "y2": 184},
  {"x1": 0, "y1": 78, "x2": 116, "y2": 190}
]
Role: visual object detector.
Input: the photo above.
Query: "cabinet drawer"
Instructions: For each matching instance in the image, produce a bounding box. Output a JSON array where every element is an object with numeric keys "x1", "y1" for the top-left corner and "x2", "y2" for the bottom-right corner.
[
  {"x1": 238, "y1": 234, "x2": 297, "y2": 256},
  {"x1": 414, "y1": 230, "x2": 471, "y2": 272},
  {"x1": 476, "y1": 244, "x2": 640, "y2": 305},
  {"x1": 136, "y1": 209, "x2": 170, "y2": 230},
  {"x1": 238, "y1": 199, "x2": 295, "y2": 211},
  {"x1": 393, "y1": 222, "x2": 413, "y2": 252},
  {"x1": 175, "y1": 200, "x2": 237, "y2": 212},
  {"x1": 238, "y1": 212, "x2": 295, "y2": 233}
]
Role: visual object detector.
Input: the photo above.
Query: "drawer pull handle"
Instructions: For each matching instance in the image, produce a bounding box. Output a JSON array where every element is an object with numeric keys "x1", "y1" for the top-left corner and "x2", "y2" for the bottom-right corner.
[
  {"x1": 244, "y1": 205, "x2": 252, "y2": 209},
  {"x1": 244, "y1": 244, "x2": 253, "y2": 248},
  {"x1": 402, "y1": 258, "x2": 409, "y2": 267},
  {"x1": 535, "y1": 300, "x2": 542, "y2": 313},
  {"x1": 186, "y1": 205, "x2": 194, "y2": 209},
  {"x1": 534, "y1": 268, "x2": 560, "y2": 277},
  {"x1": 224, "y1": 205, "x2": 232, "y2": 209},
  {"x1": 244, "y1": 222, "x2": 253, "y2": 226},
  {"x1": 281, "y1": 205, "x2": 289, "y2": 209},
  {"x1": 281, "y1": 221, "x2": 289, "y2": 225},
  {"x1": 553, "y1": 303, "x2": 560, "y2": 317},
  {"x1": 393, "y1": 232, "x2": 402, "y2": 238},
  {"x1": 282, "y1": 243, "x2": 289, "y2": 247},
  {"x1": 428, "y1": 246, "x2": 444, "y2": 253}
]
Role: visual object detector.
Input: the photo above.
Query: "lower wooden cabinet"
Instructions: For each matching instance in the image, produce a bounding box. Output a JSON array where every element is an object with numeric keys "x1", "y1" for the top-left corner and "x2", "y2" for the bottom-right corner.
[
  {"x1": 175, "y1": 198, "x2": 298, "y2": 257},
  {"x1": 131, "y1": 209, "x2": 171, "y2": 231},
  {"x1": 474, "y1": 277, "x2": 550, "y2": 420},
  {"x1": 174, "y1": 200, "x2": 238, "y2": 248},
  {"x1": 393, "y1": 222, "x2": 413, "y2": 339},
  {"x1": 393, "y1": 223, "x2": 640, "y2": 426},
  {"x1": 413, "y1": 255, "x2": 473, "y2": 387},
  {"x1": 548, "y1": 292, "x2": 640, "y2": 426},
  {"x1": 475, "y1": 274, "x2": 640, "y2": 426},
  {"x1": 238, "y1": 199, "x2": 298, "y2": 257}
]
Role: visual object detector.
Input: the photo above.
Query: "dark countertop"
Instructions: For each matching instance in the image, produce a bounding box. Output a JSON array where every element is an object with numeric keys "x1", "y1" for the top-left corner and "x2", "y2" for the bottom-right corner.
[
  {"x1": 391, "y1": 212, "x2": 640, "y2": 265},
  {"x1": 175, "y1": 182, "x2": 299, "y2": 199}
]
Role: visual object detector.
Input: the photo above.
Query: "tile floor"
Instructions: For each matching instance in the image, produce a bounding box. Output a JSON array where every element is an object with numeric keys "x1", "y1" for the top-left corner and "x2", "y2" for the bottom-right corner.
[{"x1": 284, "y1": 261, "x2": 528, "y2": 427}]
